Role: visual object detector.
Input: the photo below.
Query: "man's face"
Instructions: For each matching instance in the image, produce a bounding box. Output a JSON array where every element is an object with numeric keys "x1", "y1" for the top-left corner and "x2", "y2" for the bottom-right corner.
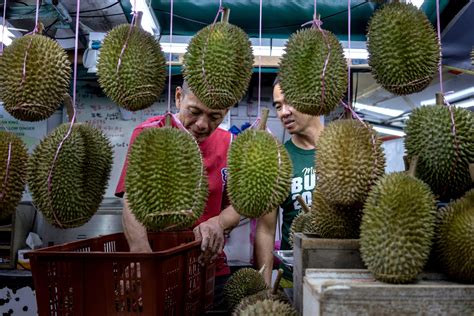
[
  {"x1": 273, "y1": 83, "x2": 317, "y2": 135},
  {"x1": 175, "y1": 87, "x2": 228, "y2": 143}
]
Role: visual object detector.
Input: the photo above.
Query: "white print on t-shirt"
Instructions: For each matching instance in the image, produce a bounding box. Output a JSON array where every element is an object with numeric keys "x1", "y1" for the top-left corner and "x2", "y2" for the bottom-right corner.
[
  {"x1": 221, "y1": 168, "x2": 228, "y2": 192},
  {"x1": 291, "y1": 167, "x2": 316, "y2": 211}
]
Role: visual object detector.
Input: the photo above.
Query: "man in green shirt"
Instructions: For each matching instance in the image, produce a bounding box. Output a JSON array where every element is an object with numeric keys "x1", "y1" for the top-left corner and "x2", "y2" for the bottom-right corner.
[{"x1": 255, "y1": 79, "x2": 324, "y2": 286}]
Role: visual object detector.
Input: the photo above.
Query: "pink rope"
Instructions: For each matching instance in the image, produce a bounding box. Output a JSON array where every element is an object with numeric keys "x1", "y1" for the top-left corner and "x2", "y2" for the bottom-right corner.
[
  {"x1": 0, "y1": 143, "x2": 12, "y2": 203},
  {"x1": 435, "y1": 0, "x2": 443, "y2": 94},
  {"x1": 116, "y1": 13, "x2": 136, "y2": 73},
  {"x1": 257, "y1": 0, "x2": 262, "y2": 114},
  {"x1": 0, "y1": 0, "x2": 7, "y2": 55},
  {"x1": 45, "y1": 0, "x2": 81, "y2": 228},
  {"x1": 33, "y1": 0, "x2": 40, "y2": 33},
  {"x1": 167, "y1": 0, "x2": 174, "y2": 112},
  {"x1": 347, "y1": 0, "x2": 351, "y2": 107}
]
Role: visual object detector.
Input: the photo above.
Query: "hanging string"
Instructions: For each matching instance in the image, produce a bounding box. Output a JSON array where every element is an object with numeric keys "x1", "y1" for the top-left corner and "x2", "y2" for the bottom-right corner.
[
  {"x1": 347, "y1": 0, "x2": 351, "y2": 108},
  {"x1": 33, "y1": 0, "x2": 40, "y2": 33},
  {"x1": 45, "y1": 0, "x2": 81, "y2": 228},
  {"x1": 0, "y1": 0, "x2": 7, "y2": 55},
  {"x1": 167, "y1": 0, "x2": 174, "y2": 113},
  {"x1": 435, "y1": 0, "x2": 443, "y2": 94},
  {"x1": 116, "y1": 14, "x2": 136, "y2": 73},
  {"x1": 257, "y1": 0, "x2": 262, "y2": 115},
  {"x1": 0, "y1": 143, "x2": 12, "y2": 203}
]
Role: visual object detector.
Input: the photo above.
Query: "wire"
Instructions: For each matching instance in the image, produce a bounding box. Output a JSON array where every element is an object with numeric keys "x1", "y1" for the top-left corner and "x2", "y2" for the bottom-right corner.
[
  {"x1": 69, "y1": 1, "x2": 120, "y2": 14},
  {"x1": 43, "y1": 18, "x2": 59, "y2": 34},
  {"x1": 11, "y1": 1, "x2": 29, "y2": 5},
  {"x1": 73, "y1": 12, "x2": 125, "y2": 18},
  {"x1": 153, "y1": 8, "x2": 208, "y2": 26}
]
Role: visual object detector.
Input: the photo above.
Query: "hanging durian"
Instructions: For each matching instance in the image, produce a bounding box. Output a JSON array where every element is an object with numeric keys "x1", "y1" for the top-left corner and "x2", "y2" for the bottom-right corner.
[
  {"x1": 360, "y1": 172, "x2": 437, "y2": 284},
  {"x1": 234, "y1": 299, "x2": 297, "y2": 316},
  {"x1": 0, "y1": 131, "x2": 28, "y2": 220},
  {"x1": 279, "y1": 27, "x2": 347, "y2": 116},
  {"x1": 405, "y1": 103, "x2": 474, "y2": 200},
  {"x1": 228, "y1": 110, "x2": 292, "y2": 218},
  {"x1": 436, "y1": 189, "x2": 474, "y2": 283},
  {"x1": 316, "y1": 119, "x2": 385, "y2": 208},
  {"x1": 224, "y1": 267, "x2": 268, "y2": 311},
  {"x1": 310, "y1": 190, "x2": 362, "y2": 239},
  {"x1": 28, "y1": 123, "x2": 113, "y2": 228},
  {"x1": 126, "y1": 126, "x2": 208, "y2": 231},
  {"x1": 183, "y1": 18, "x2": 253, "y2": 110},
  {"x1": 0, "y1": 34, "x2": 71, "y2": 121},
  {"x1": 97, "y1": 24, "x2": 166, "y2": 111},
  {"x1": 367, "y1": 2, "x2": 440, "y2": 95},
  {"x1": 289, "y1": 211, "x2": 309, "y2": 247}
]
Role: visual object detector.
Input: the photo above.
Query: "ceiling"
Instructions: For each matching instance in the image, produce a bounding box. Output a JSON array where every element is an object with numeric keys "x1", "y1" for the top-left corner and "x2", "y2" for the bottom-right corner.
[{"x1": 1, "y1": 0, "x2": 473, "y2": 135}]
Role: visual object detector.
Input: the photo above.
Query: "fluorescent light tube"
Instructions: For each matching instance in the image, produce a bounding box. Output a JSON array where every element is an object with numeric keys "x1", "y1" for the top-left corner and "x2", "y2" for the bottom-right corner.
[{"x1": 373, "y1": 126, "x2": 406, "y2": 137}]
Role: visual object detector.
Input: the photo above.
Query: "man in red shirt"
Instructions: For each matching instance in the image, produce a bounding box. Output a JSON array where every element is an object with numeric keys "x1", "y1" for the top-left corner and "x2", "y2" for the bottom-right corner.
[{"x1": 115, "y1": 81, "x2": 241, "y2": 306}]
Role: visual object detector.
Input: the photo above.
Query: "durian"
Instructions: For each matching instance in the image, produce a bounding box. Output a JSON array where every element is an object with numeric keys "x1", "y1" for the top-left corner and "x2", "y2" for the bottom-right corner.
[
  {"x1": 405, "y1": 105, "x2": 474, "y2": 199},
  {"x1": 0, "y1": 131, "x2": 28, "y2": 220},
  {"x1": 228, "y1": 128, "x2": 292, "y2": 218},
  {"x1": 97, "y1": 24, "x2": 166, "y2": 111},
  {"x1": 125, "y1": 126, "x2": 208, "y2": 231},
  {"x1": 279, "y1": 28, "x2": 347, "y2": 116},
  {"x1": 310, "y1": 190, "x2": 362, "y2": 239},
  {"x1": 28, "y1": 123, "x2": 113, "y2": 228},
  {"x1": 234, "y1": 299, "x2": 297, "y2": 316},
  {"x1": 471, "y1": 48, "x2": 474, "y2": 65},
  {"x1": 367, "y1": 3, "x2": 440, "y2": 95},
  {"x1": 436, "y1": 189, "x2": 474, "y2": 283},
  {"x1": 0, "y1": 34, "x2": 71, "y2": 121},
  {"x1": 183, "y1": 21, "x2": 253, "y2": 110},
  {"x1": 316, "y1": 119, "x2": 385, "y2": 207},
  {"x1": 360, "y1": 172, "x2": 437, "y2": 284},
  {"x1": 289, "y1": 211, "x2": 309, "y2": 247},
  {"x1": 224, "y1": 267, "x2": 267, "y2": 311}
]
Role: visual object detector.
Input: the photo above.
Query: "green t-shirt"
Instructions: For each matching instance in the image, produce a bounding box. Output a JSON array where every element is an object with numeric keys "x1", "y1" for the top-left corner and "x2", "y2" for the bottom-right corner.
[{"x1": 280, "y1": 139, "x2": 316, "y2": 280}]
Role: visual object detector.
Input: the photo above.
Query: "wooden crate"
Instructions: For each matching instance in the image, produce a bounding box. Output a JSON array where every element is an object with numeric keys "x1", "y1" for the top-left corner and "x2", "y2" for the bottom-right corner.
[{"x1": 303, "y1": 269, "x2": 474, "y2": 316}]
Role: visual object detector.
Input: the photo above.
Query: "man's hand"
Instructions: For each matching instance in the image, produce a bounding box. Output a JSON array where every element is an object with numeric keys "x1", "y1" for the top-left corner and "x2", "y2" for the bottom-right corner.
[{"x1": 193, "y1": 216, "x2": 225, "y2": 265}]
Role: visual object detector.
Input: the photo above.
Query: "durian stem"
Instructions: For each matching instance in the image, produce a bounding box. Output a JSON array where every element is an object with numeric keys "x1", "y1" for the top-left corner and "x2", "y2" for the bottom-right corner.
[
  {"x1": 37, "y1": 22, "x2": 44, "y2": 34},
  {"x1": 165, "y1": 114, "x2": 171, "y2": 127},
  {"x1": 408, "y1": 156, "x2": 418, "y2": 177},
  {"x1": 221, "y1": 8, "x2": 230, "y2": 23},
  {"x1": 469, "y1": 163, "x2": 474, "y2": 182},
  {"x1": 296, "y1": 195, "x2": 310, "y2": 213},
  {"x1": 258, "y1": 108, "x2": 270, "y2": 130},
  {"x1": 436, "y1": 93, "x2": 445, "y2": 106},
  {"x1": 134, "y1": 11, "x2": 143, "y2": 27},
  {"x1": 259, "y1": 264, "x2": 266, "y2": 274},
  {"x1": 63, "y1": 94, "x2": 74, "y2": 122},
  {"x1": 272, "y1": 269, "x2": 284, "y2": 295}
]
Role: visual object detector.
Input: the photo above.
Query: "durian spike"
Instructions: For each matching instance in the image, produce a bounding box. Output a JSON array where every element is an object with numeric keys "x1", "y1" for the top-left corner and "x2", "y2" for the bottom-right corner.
[
  {"x1": 436, "y1": 92, "x2": 445, "y2": 106},
  {"x1": 469, "y1": 163, "x2": 474, "y2": 182},
  {"x1": 296, "y1": 195, "x2": 311, "y2": 213},
  {"x1": 221, "y1": 7, "x2": 230, "y2": 23},
  {"x1": 63, "y1": 94, "x2": 74, "y2": 122},
  {"x1": 408, "y1": 156, "x2": 418, "y2": 177},
  {"x1": 272, "y1": 269, "x2": 284, "y2": 295},
  {"x1": 134, "y1": 11, "x2": 143, "y2": 27},
  {"x1": 258, "y1": 108, "x2": 270, "y2": 130},
  {"x1": 259, "y1": 264, "x2": 266, "y2": 274}
]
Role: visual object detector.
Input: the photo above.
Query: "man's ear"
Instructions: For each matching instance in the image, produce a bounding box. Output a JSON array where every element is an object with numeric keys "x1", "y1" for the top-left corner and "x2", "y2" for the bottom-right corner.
[{"x1": 175, "y1": 86, "x2": 183, "y2": 110}]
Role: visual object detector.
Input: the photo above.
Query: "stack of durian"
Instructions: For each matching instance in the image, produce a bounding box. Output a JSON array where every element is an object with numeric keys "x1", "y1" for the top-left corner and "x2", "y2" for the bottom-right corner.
[{"x1": 224, "y1": 268, "x2": 296, "y2": 315}]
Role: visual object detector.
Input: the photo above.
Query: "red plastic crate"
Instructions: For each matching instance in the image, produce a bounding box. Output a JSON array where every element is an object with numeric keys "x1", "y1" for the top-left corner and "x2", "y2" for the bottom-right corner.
[{"x1": 27, "y1": 231, "x2": 215, "y2": 316}]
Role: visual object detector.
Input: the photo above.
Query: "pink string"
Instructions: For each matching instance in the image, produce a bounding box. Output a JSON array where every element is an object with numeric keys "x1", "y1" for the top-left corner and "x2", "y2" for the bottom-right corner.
[
  {"x1": 347, "y1": 0, "x2": 351, "y2": 107},
  {"x1": 0, "y1": 143, "x2": 12, "y2": 203},
  {"x1": 257, "y1": 0, "x2": 262, "y2": 114},
  {"x1": 0, "y1": 0, "x2": 7, "y2": 55},
  {"x1": 435, "y1": 0, "x2": 443, "y2": 94},
  {"x1": 116, "y1": 13, "x2": 136, "y2": 73},
  {"x1": 33, "y1": 0, "x2": 40, "y2": 33},
  {"x1": 167, "y1": 0, "x2": 174, "y2": 112},
  {"x1": 45, "y1": 0, "x2": 81, "y2": 228}
]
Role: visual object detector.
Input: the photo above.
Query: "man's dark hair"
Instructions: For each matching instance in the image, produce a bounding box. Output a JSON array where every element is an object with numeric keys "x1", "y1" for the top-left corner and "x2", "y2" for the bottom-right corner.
[{"x1": 273, "y1": 75, "x2": 280, "y2": 88}]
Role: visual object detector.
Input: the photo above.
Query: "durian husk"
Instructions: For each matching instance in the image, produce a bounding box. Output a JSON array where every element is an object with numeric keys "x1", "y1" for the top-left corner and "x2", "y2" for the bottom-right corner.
[
  {"x1": 316, "y1": 119, "x2": 385, "y2": 207},
  {"x1": 97, "y1": 24, "x2": 166, "y2": 111},
  {"x1": 436, "y1": 189, "x2": 474, "y2": 283},
  {"x1": 360, "y1": 172, "x2": 437, "y2": 284},
  {"x1": 228, "y1": 129, "x2": 292, "y2": 218},
  {"x1": 0, "y1": 34, "x2": 71, "y2": 121},
  {"x1": 183, "y1": 22, "x2": 253, "y2": 110},
  {"x1": 405, "y1": 105, "x2": 474, "y2": 200},
  {"x1": 224, "y1": 267, "x2": 268, "y2": 311},
  {"x1": 0, "y1": 131, "x2": 28, "y2": 220},
  {"x1": 310, "y1": 190, "x2": 362, "y2": 239},
  {"x1": 367, "y1": 3, "x2": 440, "y2": 95},
  {"x1": 126, "y1": 127, "x2": 208, "y2": 231},
  {"x1": 234, "y1": 299, "x2": 297, "y2": 316},
  {"x1": 28, "y1": 123, "x2": 113, "y2": 228},
  {"x1": 279, "y1": 28, "x2": 347, "y2": 116},
  {"x1": 289, "y1": 211, "x2": 309, "y2": 247}
]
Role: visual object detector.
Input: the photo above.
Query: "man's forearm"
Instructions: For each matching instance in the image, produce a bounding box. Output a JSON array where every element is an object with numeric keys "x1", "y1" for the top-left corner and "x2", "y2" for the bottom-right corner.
[
  {"x1": 122, "y1": 195, "x2": 152, "y2": 252},
  {"x1": 255, "y1": 210, "x2": 277, "y2": 286},
  {"x1": 218, "y1": 205, "x2": 241, "y2": 233}
]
